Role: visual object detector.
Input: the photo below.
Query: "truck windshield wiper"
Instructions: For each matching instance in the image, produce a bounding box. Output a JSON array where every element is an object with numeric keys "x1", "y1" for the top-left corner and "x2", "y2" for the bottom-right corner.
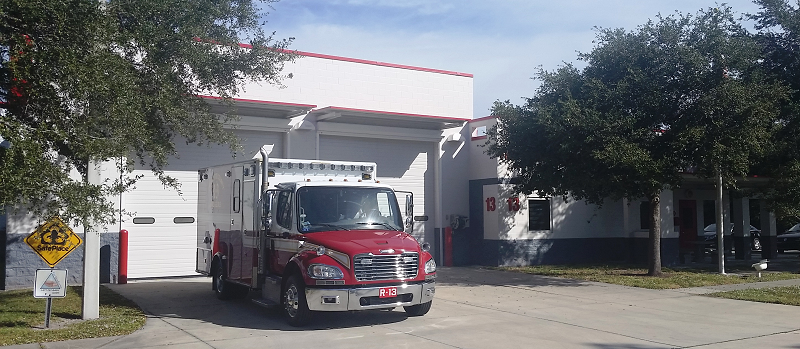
[
  {"x1": 356, "y1": 222, "x2": 400, "y2": 231},
  {"x1": 313, "y1": 223, "x2": 350, "y2": 231}
]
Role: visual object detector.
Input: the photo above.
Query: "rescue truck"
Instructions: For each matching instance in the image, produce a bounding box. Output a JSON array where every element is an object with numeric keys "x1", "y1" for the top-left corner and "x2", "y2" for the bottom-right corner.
[{"x1": 196, "y1": 145, "x2": 436, "y2": 326}]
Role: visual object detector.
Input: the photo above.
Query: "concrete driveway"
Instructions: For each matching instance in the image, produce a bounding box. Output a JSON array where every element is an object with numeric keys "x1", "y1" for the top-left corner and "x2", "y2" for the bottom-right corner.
[{"x1": 10, "y1": 267, "x2": 800, "y2": 349}]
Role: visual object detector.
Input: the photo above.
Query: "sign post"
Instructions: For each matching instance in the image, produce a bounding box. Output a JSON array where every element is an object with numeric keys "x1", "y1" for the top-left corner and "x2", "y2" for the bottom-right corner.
[
  {"x1": 25, "y1": 217, "x2": 82, "y2": 328},
  {"x1": 33, "y1": 269, "x2": 68, "y2": 328}
]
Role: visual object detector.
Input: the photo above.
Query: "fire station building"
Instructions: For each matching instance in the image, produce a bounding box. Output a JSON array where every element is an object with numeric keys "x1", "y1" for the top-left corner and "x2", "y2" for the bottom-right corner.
[{"x1": 1, "y1": 51, "x2": 776, "y2": 288}]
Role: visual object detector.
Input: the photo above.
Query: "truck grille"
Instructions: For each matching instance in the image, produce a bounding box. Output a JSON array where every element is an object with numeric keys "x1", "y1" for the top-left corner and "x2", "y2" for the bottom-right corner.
[{"x1": 353, "y1": 252, "x2": 419, "y2": 281}]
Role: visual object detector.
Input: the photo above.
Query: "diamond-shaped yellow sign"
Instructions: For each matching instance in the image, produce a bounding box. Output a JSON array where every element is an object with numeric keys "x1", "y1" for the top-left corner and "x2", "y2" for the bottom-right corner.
[{"x1": 25, "y1": 217, "x2": 83, "y2": 268}]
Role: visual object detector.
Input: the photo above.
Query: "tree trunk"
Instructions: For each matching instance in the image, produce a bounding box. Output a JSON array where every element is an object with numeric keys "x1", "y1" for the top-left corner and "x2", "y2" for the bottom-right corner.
[{"x1": 648, "y1": 193, "x2": 662, "y2": 276}]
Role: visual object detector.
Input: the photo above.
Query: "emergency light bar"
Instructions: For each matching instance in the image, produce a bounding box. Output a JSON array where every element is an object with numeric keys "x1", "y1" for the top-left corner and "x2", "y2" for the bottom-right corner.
[{"x1": 267, "y1": 158, "x2": 376, "y2": 180}]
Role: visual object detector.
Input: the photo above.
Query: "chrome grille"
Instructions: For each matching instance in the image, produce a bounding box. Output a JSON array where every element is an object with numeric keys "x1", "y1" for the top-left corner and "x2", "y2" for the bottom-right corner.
[{"x1": 353, "y1": 252, "x2": 419, "y2": 281}]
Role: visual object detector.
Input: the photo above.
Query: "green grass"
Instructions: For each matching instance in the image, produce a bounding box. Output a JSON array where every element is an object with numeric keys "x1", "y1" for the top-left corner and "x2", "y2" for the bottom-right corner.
[
  {"x1": 708, "y1": 286, "x2": 800, "y2": 306},
  {"x1": 0, "y1": 285, "x2": 146, "y2": 346},
  {"x1": 495, "y1": 264, "x2": 800, "y2": 289}
]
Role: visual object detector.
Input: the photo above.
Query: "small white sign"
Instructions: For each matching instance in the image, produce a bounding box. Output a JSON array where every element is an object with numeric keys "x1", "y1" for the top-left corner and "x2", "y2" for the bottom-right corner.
[{"x1": 33, "y1": 269, "x2": 68, "y2": 298}]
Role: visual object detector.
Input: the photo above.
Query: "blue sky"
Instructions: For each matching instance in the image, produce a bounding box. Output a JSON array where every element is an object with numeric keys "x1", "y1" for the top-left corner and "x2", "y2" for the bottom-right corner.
[{"x1": 263, "y1": 0, "x2": 762, "y2": 118}]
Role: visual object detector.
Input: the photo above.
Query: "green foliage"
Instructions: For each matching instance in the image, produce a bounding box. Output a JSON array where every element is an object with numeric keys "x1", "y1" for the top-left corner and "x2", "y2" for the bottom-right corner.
[
  {"x1": 0, "y1": 0, "x2": 295, "y2": 228},
  {"x1": 487, "y1": 6, "x2": 787, "y2": 275},
  {"x1": 750, "y1": 0, "x2": 800, "y2": 220}
]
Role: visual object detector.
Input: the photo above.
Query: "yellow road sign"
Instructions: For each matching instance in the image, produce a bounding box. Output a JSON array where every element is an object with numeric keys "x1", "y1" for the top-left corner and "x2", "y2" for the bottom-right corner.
[{"x1": 25, "y1": 217, "x2": 83, "y2": 267}]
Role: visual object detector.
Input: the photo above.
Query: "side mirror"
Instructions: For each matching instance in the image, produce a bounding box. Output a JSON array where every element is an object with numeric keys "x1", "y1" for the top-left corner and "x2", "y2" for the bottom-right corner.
[{"x1": 405, "y1": 195, "x2": 414, "y2": 217}]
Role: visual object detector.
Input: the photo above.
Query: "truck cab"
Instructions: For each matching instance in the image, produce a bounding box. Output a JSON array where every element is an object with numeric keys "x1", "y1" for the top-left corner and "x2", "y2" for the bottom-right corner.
[{"x1": 196, "y1": 148, "x2": 436, "y2": 326}]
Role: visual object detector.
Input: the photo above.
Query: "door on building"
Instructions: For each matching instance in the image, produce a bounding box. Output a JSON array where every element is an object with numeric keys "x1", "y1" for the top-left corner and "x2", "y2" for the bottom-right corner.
[{"x1": 679, "y1": 200, "x2": 698, "y2": 250}]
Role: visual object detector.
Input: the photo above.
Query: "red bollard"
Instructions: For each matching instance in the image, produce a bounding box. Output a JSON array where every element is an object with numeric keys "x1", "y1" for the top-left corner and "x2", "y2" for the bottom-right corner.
[{"x1": 119, "y1": 229, "x2": 128, "y2": 284}]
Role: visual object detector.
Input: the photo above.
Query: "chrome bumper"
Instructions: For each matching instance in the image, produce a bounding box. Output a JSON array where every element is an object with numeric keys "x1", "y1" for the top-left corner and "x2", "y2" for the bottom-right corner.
[{"x1": 306, "y1": 282, "x2": 436, "y2": 311}]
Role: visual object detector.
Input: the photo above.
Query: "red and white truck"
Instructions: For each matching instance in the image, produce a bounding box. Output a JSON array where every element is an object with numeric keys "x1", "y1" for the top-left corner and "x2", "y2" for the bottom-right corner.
[{"x1": 196, "y1": 145, "x2": 436, "y2": 326}]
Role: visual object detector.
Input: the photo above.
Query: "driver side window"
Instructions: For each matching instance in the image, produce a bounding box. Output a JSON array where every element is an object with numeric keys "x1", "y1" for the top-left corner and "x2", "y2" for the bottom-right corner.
[{"x1": 275, "y1": 191, "x2": 292, "y2": 230}]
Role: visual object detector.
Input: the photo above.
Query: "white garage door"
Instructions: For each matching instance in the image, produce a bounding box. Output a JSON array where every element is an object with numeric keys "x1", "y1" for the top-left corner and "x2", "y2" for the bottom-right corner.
[
  {"x1": 122, "y1": 130, "x2": 283, "y2": 278},
  {"x1": 319, "y1": 135, "x2": 433, "y2": 244}
]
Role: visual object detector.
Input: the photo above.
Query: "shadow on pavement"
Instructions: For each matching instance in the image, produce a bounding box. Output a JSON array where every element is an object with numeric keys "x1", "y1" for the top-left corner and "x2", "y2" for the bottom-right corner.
[
  {"x1": 108, "y1": 266, "x2": 596, "y2": 332},
  {"x1": 111, "y1": 279, "x2": 410, "y2": 332}
]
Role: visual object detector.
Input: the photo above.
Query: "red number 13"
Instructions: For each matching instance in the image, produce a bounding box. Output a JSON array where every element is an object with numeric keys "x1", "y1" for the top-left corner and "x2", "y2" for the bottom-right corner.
[
  {"x1": 486, "y1": 197, "x2": 496, "y2": 211},
  {"x1": 507, "y1": 197, "x2": 520, "y2": 211}
]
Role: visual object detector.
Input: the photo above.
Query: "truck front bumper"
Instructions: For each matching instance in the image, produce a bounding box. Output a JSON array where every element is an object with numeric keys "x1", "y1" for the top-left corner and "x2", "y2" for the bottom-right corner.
[{"x1": 306, "y1": 281, "x2": 436, "y2": 311}]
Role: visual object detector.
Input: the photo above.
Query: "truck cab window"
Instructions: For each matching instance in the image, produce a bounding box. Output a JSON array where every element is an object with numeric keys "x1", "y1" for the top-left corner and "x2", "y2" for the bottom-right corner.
[{"x1": 296, "y1": 187, "x2": 403, "y2": 232}]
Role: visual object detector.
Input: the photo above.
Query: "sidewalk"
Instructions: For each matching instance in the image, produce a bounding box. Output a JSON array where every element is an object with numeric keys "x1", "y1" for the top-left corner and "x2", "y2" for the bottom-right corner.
[{"x1": 6, "y1": 265, "x2": 800, "y2": 349}]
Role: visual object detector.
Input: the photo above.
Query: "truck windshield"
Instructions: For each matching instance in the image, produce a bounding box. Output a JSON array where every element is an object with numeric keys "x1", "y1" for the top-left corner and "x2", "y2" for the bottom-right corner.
[{"x1": 296, "y1": 186, "x2": 404, "y2": 232}]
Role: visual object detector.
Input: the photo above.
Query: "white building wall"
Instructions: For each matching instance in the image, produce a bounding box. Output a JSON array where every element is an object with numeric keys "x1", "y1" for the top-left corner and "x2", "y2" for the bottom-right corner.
[{"x1": 236, "y1": 54, "x2": 473, "y2": 119}]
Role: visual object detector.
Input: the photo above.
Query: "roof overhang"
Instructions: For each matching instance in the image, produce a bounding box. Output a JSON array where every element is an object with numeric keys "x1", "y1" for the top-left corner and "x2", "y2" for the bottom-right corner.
[
  {"x1": 201, "y1": 96, "x2": 317, "y2": 119},
  {"x1": 308, "y1": 106, "x2": 468, "y2": 130},
  {"x1": 678, "y1": 173, "x2": 772, "y2": 190}
]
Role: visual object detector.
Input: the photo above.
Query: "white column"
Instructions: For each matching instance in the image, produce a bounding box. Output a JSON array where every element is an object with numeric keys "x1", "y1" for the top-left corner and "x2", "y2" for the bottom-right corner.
[{"x1": 82, "y1": 161, "x2": 101, "y2": 319}]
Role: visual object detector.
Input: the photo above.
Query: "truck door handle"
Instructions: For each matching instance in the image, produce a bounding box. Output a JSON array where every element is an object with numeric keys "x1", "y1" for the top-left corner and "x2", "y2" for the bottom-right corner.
[{"x1": 231, "y1": 219, "x2": 235, "y2": 225}]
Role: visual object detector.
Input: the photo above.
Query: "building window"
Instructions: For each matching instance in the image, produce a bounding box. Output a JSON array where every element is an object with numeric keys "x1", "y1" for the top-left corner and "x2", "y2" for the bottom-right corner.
[
  {"x1": 703, "y1": 200, "x2": 716, "y2": 227},
  {"x1": 640, "y1": 202, "x2": 650, "y2": 230},
  {"x1": 133, "y1": 217, "x2": 155, "y2": 224},
  {"x1": 528, "y1": 199, "x2": 551, "y2": 230}
]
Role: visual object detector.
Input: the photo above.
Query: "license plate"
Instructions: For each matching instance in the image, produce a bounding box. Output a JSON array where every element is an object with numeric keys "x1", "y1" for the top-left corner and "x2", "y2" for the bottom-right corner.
[{"x1": 379, "y1": 287, "x2": 397, "y2": 298}]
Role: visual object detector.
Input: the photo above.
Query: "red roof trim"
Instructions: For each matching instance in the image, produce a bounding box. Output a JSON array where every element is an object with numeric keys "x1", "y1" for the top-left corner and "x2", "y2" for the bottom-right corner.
[
  {"x1": 236, "y1": 43, "x2": 473, "y2": 78},
  {"x1": 312, "y1": 106, "x2": 470, "y2": 122},
  {"x1": 469, "y1": 115, "x2": 497, "y2": 123},
  {"x1": 199, "y1": 95, "x2": 317, "y2": 109}
]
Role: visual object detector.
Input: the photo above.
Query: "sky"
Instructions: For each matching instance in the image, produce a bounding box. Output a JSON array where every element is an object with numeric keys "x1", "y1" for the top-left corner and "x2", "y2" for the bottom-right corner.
[{"x1": 263, "y1": 0, "x2": 763, "y2": 119}]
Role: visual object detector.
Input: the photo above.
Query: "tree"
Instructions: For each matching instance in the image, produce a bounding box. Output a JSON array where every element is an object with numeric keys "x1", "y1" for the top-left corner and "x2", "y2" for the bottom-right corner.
[
  {"x1": 0, "y1": 0, "x2": 295, "y2": 228},
  {"x1": 487, "y1": 7, "x2": 785, "y2": 276},
  {"x1": 750, "y1": 0, "x2": 800, "y2": 222}
]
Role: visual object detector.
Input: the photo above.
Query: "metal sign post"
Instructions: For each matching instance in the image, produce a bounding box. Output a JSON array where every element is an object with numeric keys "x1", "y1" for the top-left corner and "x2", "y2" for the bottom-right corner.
[
  {"x1": 34, "y1": 269, "x2": 68, "y2": 328},
  {"x1": 26, "y1": 217, "x2": 81, "y2": 328}
]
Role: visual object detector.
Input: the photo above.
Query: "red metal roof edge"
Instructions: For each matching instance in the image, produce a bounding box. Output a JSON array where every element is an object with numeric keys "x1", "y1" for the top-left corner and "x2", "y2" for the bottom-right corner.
[
  {"x1": 469, "y1": 115, "x2": 497, "y2": 123},
  {"x1": 311, "y1": 106, "x2": 471, "y2": 123},
  {"x1": 236, "y1": 43, "x2": 473, "y2": 78}
]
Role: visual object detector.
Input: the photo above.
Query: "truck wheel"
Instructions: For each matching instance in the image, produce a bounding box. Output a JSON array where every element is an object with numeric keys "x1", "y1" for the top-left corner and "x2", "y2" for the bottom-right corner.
[
  {"x1": 213, "y1": 262, "x2": 234, "y2": 300},
  {"x1": 283, "y1": 274, "x2": 312, "y2": 326},
  {"x1": 752, "y1": 237, "x2": 762, "y2": 251},
  {"x1": 404, "y1": 301, "x2": 432, "y2": 316}
]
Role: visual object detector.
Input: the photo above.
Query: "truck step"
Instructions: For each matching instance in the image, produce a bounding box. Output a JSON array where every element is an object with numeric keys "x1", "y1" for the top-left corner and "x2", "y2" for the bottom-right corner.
[{"x1": 251, "y1": 297, "x2": 280, "y2": 309}]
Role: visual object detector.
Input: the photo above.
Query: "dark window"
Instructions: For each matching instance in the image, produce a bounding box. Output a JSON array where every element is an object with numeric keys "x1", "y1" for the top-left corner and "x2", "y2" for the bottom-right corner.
[
  {"x1": 173, "y1": 217, "x2": 195, "y2": 224},
  {"x1": 528, "y1": 199, "x2": 551, "y2": 230},
  {"x1": 703, "y1": 200, "x2": 716, "y2": 226},
  {"x1": 640, "y1": 202, "x2": 650, "y2": 229},
  {"x1": 276, "y1": 191, "x2": 293, "y2": 229},
  {"x1": 133, "y1": 217, "x2": 155, "y2": 224},
  {"x1": 232, "y1": 179, "x2": 241, "y2": 213}
]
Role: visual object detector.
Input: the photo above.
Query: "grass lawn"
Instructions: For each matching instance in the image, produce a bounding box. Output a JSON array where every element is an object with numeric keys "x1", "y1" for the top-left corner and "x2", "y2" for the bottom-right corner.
[
  {"x1": 495, "y1": 264, "x2": 800, "y2": 289},
  {"x1": 0, "y1": 285, "x2": 146, "y2": 346},
  {"x1": 708, "y1": 286, "x2": 800, "y2": 306}
]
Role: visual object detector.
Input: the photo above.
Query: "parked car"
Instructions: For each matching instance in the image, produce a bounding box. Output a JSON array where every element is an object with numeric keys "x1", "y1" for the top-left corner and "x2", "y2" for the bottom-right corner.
[
  {"x1": 777, "y1": 224, "x2": 800, "y2": 253},
  {"x1": 703, "y1": 224, "x2": 762, "y2": 251}
]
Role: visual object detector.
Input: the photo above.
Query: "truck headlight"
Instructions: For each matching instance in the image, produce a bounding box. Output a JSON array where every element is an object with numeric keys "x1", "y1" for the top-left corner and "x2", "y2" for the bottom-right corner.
[
  {"x1": 308, "y1": 264, "x2": 344, "y2": 279},
  {"x1": 424, "y1": 259, "x2": 436, "y2": 274}
]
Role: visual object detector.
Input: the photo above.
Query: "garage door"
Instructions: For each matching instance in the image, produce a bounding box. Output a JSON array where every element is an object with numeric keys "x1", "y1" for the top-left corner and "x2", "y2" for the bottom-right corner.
[
  {"x1": 319, "y1": 135, "x2": 433, "y2": 244},
  {"x1": 122, "y1": 130, "x2": 283, "y2": 278}
]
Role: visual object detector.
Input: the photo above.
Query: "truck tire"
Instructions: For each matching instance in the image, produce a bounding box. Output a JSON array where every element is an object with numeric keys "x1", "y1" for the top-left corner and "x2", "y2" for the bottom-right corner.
[
  {"x1": 213, "y1": 261, "x2": 236, "y2": 300},
  {"x1": 283, "y1": 273, "x2": 312, "y2": 326},
  {"x1": 404, "y1": 301, "x2": 432, "y2": 316}
]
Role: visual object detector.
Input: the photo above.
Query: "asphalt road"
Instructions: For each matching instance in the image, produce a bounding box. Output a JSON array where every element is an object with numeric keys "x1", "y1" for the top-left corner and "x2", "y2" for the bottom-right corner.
[{"x1": 9, "y1": 267, "x2": 800, "y2": 349}]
